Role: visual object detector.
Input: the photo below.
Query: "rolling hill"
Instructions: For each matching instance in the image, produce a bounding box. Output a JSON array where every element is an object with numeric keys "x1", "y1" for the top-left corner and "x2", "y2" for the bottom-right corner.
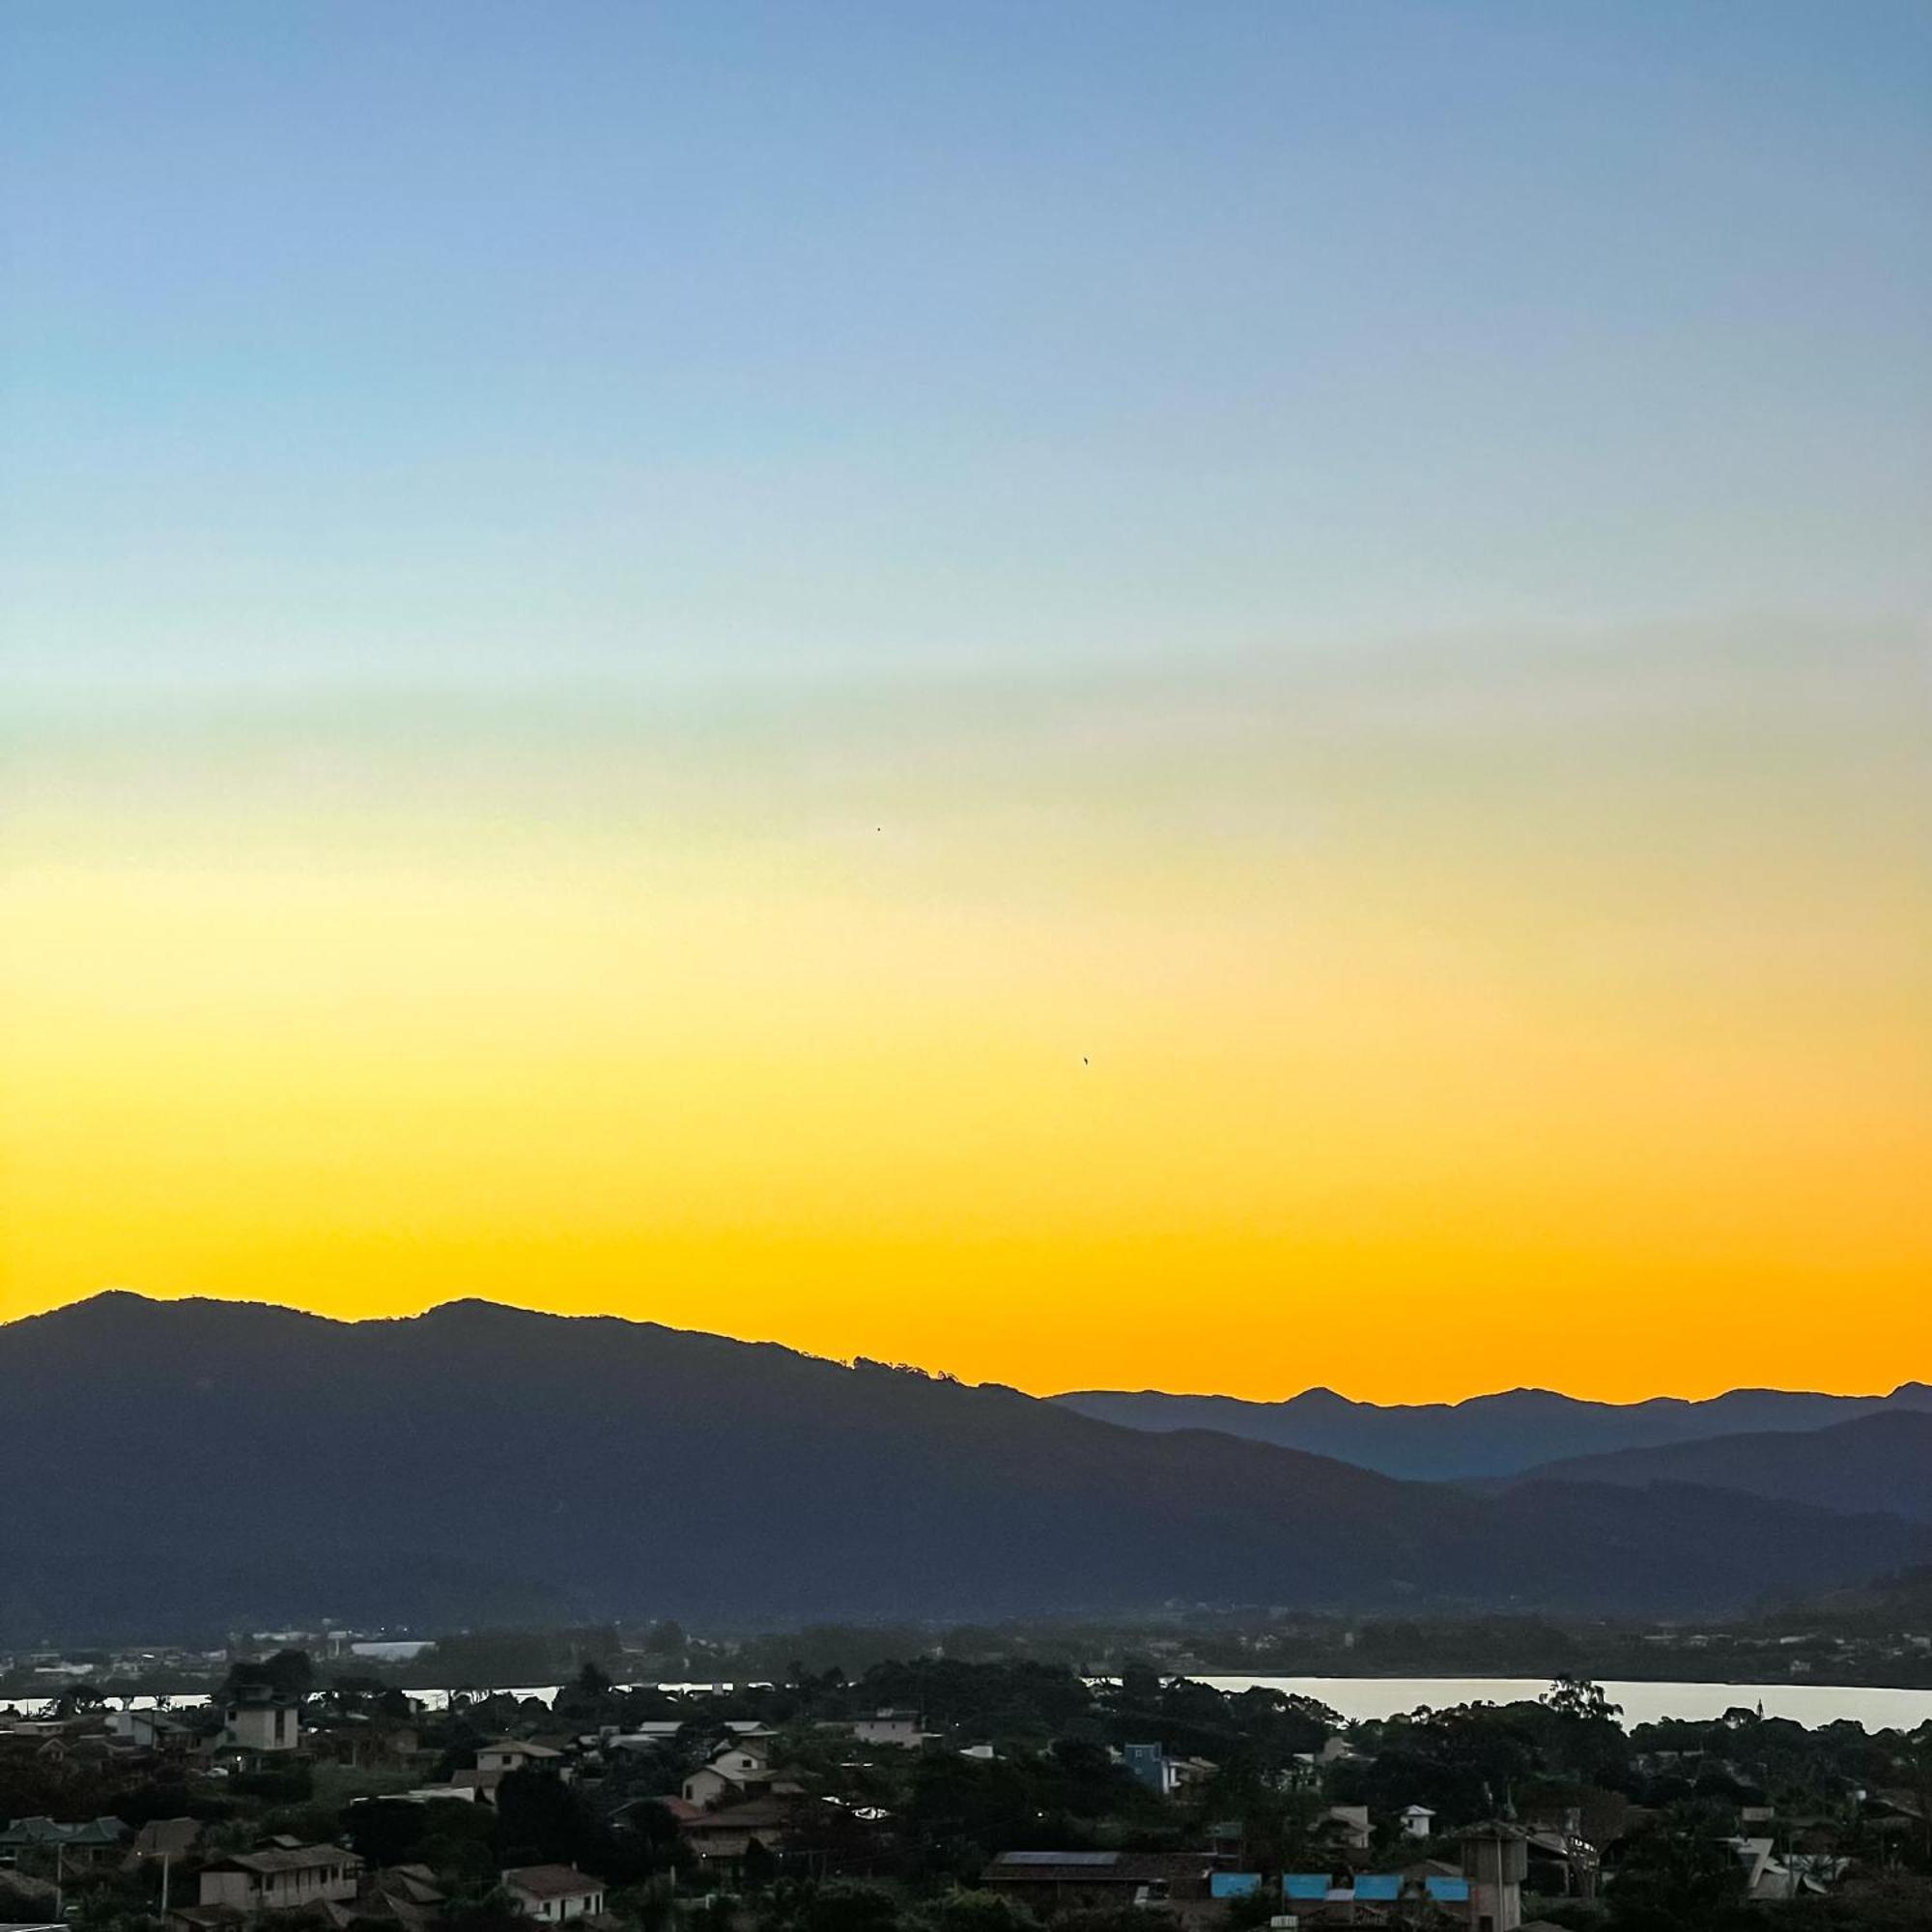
[
  {"x1": 1051, "y1": 1380, "x2": 1932, "y2": 1479},
  {"x1": 3, "y1": 1293, "x2": 1927, "y2": 1642},
  {"x1": 1495, "y1": 1410, "x2": 1932, "y2": 1522}
]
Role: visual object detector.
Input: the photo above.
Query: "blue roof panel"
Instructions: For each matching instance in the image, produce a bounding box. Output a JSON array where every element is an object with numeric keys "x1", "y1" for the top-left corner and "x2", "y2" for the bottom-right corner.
[
  {"x1": 1209, "y1": 1874, "x2": 1262, "y2": 1898},
  {"x1": 1283, "y1": 1874, "x2": 1329, "y2": 1900},
  {"x1": 1426, "y1": 1875, "x2": 1471, "y2": 1901},
  {"x1": 1355, "y1": 1875, "x2": 1403, "y2": 1901}
]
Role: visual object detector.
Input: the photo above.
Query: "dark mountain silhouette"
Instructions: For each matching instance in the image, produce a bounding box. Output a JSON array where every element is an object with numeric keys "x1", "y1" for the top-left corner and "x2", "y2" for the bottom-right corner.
[
  {"x1": 3, "y1": 1293, "x2": 1928, "y2": 1642},
  {"x1": 1052, "y1": 1381, "x2": 1932, "y2": 1479},
  {"x1": 1494, "y1": 1410, "x2": 1932, "y2": 1522}
]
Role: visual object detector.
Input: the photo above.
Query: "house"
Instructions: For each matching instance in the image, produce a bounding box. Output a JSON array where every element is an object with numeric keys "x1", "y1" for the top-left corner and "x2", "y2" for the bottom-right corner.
[
  {"x1": 846, "y1": 1710, "x2": 924, "y2": 1749},
  {"x1": 220, "y1": 1689, "x2": 302, "y2": 1755},
  {"x1": 981, "y1": 1853, "x2": 1223, "y2": 1927},
  {"x1": 108, "y1": 1710, "x2": 192, "y2": 1755},
  {"x1": 0, "y1": 1817, "x2": 128, "y2": 1868},
  {"x1": 199, "y1": 1845, "x2": 361, "y2": 1914},
  {"x1": 1123, "y1": 1743, "x2": 1174, "y2": 1795},
  {"x1": 682, "y1": 1741, "x2": 775, "y2": 1807},
  {"x1": 499, "y1": 1865, "x2": 605, "y2": 1921},
  {"x1": 1401, "y1": 1804, "x2": 1436, "y2": 1839},
  {"x1": 327, "y1": 1863, "x2": 447, "y2": 1931},
  {"x1": 475, "y1": 1740, "x2": 563, "y2": 1776},
  {"x1": 1320, "y1": 1805, "x2": 1373, "y2": 1852},
  {"x1": 675, "y1": 1796, "x2": 804, "y2": 1869}
]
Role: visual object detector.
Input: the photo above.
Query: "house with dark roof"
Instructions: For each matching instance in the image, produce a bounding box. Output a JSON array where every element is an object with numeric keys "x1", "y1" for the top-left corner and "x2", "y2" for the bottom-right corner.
[
  {"x1": 499, "y1": 1865, "x2": 604, "y2": 1921},
  {"x1": 0, "y1": 1817, "x2": 128, "y2": 1868},
  {"x1": 198, "y1": 1844, "x2": 361, "y2": 1915},
  {"x1": 981, "y1": 1851, "x2": 1225, "y2": 1924}
]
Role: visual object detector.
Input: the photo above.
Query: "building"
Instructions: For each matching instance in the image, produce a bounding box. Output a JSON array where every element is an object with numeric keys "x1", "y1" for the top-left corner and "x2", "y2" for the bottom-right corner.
[
  {"x1": 198, "y1": 1844, "x2": 361, "y2": 1915},
  {"x1": 847, "y1": 1710, "x2": 924, "y2": 1748},
  {"x1": 220, "y1": 1689, "x2": 302, "y2": 1755},
  {"x1": 981, "y1": 1852, "x2": 1223, "y2": 1922},
  {"x1": 1321, "y1": 1804, "x2": 1373, "y2": 1852},
  {"x1": 475, "y1": 1740, "x2": 564, "y2": 1776},
  {"x1": 1401, "y1": 1804, "x2": 1436, "y2": 1839},
  {"x1": 499, "y1": 1865, "x2": 605, "y2": 1921},
  {"x1": 682, "y1": 1741, "x2": 775, "y2": 1807},
  {"x1": 108, "y1": 1710, "x2": 192, "y2": 1755},
  {"x1": 675, "y1": 1796, "x2": 802, "y2": 1870},
  {"x1": 1462, "y1": 1823, "x2": 1528, "y2": 1932},
  {"x1": 1282, "y1": 1872, "x2": 1472, "y2": 1921},
  {"x1": 1123, "y1": 1743, "x2": 1173, "y2": 1795},
  {"x1": 0, "y1": 1817, "x2": 128, "y2": 1868}
]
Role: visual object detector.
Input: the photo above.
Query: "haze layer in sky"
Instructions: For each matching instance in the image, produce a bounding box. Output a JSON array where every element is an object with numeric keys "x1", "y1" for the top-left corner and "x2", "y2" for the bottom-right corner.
[{"x1": 3, "y1": 2, "x2": 1927, "y2": 1400}]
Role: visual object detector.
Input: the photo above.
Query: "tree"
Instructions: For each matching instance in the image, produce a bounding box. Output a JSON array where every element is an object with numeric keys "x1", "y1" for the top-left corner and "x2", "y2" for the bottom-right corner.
[
  {"x1": 911, "y1": 1895, "x2": 1039, "y2": 1931},
  {"x1": 1543, "y1": 1678, "x2": 1623, "y2": 1725},
  {"x1": 1604, "y1": 1808, "x2": 1752, "y2": 1932}
]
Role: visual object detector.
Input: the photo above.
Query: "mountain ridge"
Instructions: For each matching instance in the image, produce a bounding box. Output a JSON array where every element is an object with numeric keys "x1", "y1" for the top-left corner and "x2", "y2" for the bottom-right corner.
[
  {"x1": 1492, "y1": 1410, "x2": 1932, "y2": 1522},
  {"x1": 1052, "y1": 1379, "x2": 1932, "y2": 1479},
  {"x1": 5, "y1": 1293, "x2": 1927, "y2": 1642}
]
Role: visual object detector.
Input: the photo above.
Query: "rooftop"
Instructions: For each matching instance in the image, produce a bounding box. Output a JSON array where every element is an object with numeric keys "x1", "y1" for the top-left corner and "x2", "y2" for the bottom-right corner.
[{"x1": 500, "y1": 1866, "x2": 602, "y2": 1901}]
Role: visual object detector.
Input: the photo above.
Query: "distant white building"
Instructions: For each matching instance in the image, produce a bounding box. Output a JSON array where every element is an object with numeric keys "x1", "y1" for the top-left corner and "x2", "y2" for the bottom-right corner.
[
  {"x1": 476, "y1": 1739, "x2": 563, "y2": 1776},
  {"x1": 849, "y1": 1710, "x2": 925, "y2": 1748},
  {"x1": 1401, "y1": 1804, "x2": 1436, "y2": 1839}
]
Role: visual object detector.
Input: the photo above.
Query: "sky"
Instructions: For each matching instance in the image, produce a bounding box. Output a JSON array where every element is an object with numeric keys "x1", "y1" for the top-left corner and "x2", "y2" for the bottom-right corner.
[{"x1": 2, "y1": 2, "x2": 1927, "y2": 1402}]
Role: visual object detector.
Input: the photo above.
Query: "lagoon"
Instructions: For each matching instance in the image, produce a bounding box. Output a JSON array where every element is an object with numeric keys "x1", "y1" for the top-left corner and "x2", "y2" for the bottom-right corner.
[{"x1": 1194, "y1": 1675, "x2": 1932, "y2": 1730}]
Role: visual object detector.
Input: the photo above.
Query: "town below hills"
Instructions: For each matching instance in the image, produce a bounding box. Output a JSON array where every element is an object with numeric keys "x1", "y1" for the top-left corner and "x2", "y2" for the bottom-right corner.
[{"x1": 2, "y1": 1293, "x2": 1928, "y2": 1645}]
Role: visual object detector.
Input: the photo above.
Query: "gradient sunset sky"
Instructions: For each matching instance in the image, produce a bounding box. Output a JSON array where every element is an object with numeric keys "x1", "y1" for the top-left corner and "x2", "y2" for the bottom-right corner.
[{"x1": 3, "y1": 2, "x2": 1927, "y2": 1401}]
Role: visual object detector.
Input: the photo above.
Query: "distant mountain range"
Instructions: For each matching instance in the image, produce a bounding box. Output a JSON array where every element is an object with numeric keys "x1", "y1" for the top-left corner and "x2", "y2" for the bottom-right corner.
[
  {"x1": 1052, "y1": 1381, "x2": 1932, "y2": 1479},
  {"x1": 1493, "y1": 1410, "x2": 1932, "y2": 1522},
  {"x1": 2, "y1": 1293, "x2": 1927, "y2": 1643}
]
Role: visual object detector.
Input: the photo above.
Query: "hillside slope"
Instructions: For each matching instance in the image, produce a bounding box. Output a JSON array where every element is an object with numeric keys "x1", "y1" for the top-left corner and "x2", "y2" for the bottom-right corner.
[
  {"x1": 1052, "y1": 1381, "x2": 1932, "y2": 1479},
  {"x1": 1497, "y1": 1410, "x2": 1932, "y2": 1522},
  {"x1": 3, "y1": 1293, "x2": 1926, "y2": 1640}
]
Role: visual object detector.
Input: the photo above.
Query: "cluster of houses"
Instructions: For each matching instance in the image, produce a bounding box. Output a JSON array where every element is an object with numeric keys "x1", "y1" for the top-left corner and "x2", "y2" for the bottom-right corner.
[
  {"x1": 0, "y1": 1805, "x2": 609, "y2": 1932},
  {"x1": 5, "y1": 1683, "x2": 1923, "y2": 1929}
]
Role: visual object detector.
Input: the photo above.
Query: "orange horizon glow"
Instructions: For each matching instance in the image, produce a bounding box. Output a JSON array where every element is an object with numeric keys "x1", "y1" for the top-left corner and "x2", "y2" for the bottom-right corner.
[{"x1": 4, "y1": 631, "x2": 1926, "y2": 1407}]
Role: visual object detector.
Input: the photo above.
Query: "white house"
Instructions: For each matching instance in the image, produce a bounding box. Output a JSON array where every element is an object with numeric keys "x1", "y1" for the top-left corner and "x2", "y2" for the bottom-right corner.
[
  {"x1": 1323, "y1": 1806, "x2": 1373, "y2": 1851},
  {"x1": 1401, "y1": 1804, "x2": 1436, "y2": 1839},
  {"x1": 220, "y1": 1690, "x2": 301, "y2": 1754},
  {"x1": 682, "y1": 1743, "x2": 777, "y2": 1808},
  {"x1": 848, "y1": 1710, "x2": 924, "y2": 1748},
  {"x1": 476, "y1": 1740, "x2": 563, "y2": 1776},
  {"x1": 500, "y1": 1866, "x2": 605, "y2": 1921}
]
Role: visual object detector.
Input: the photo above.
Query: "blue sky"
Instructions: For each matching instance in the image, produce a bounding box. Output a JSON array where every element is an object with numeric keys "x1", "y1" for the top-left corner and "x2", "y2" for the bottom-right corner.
[
  {"x1": 4, "y1": 4, "x2": 1930, "y2": 1396},
  {"x1": 5, "y1": 0, "x2": 1928, "y2": 697}
]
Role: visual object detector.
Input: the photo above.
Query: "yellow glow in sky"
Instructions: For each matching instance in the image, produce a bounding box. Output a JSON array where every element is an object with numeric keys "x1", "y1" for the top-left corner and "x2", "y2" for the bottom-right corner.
[{"x1": 3, "y1": 631, "x2": 1926, "y2": 1401}]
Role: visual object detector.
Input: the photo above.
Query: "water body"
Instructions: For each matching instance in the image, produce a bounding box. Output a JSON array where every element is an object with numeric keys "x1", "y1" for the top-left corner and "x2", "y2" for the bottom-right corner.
[
  {"x1": 93, "y1": 1677, "x2": 1932, "y2": 1729},
  {"x1": 1195, "y1": 1676, "x2": 1932, "y2": 1730}
]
